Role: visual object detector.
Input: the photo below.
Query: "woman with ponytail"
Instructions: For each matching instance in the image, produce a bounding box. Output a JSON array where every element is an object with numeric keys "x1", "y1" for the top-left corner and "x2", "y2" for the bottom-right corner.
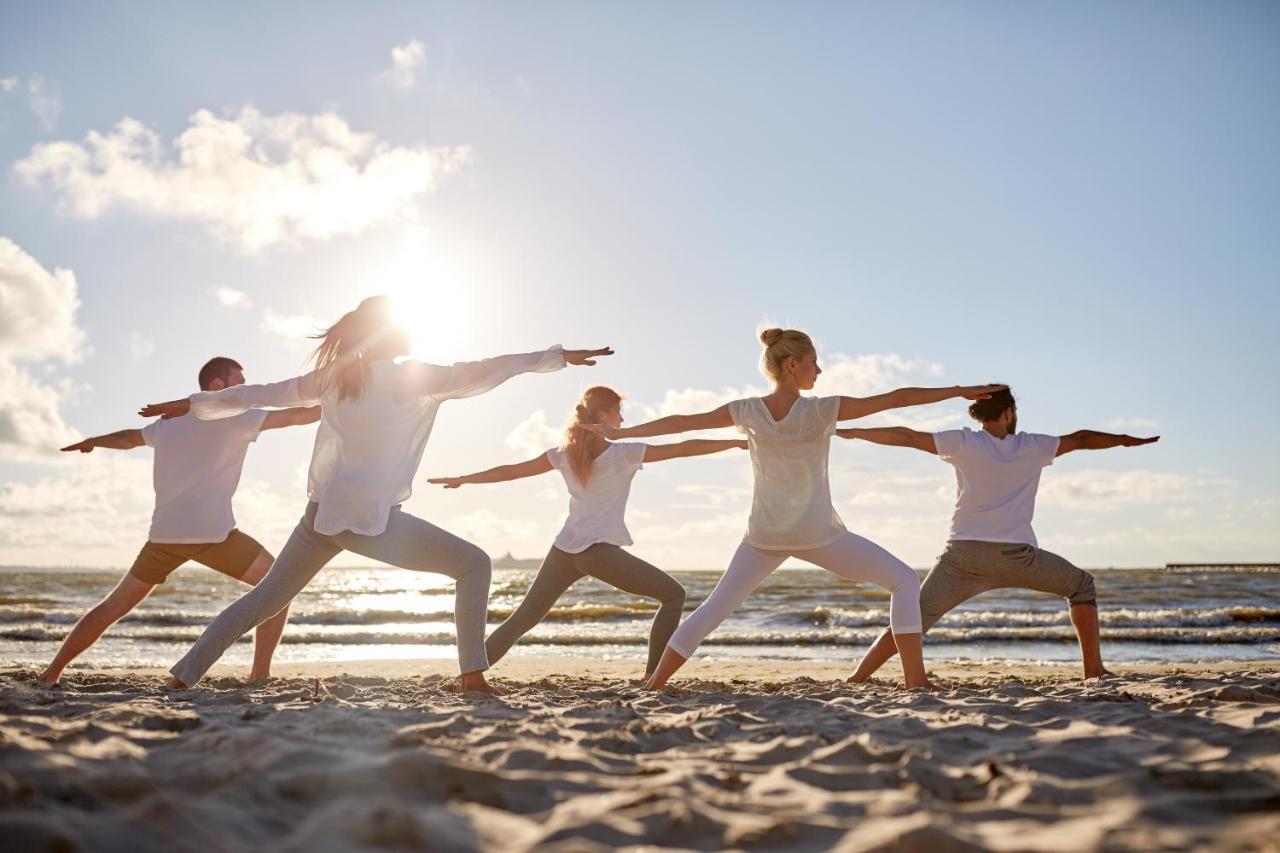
[
  {"x1": 427, "y1": 386, "x2": 745, "y2": 678},
  {"x1": 141, "y1": 295, "x2": 611, "y2": 694},
  {"x1": 583, "y1": 328, "x2": 1005, "y2": 691}
]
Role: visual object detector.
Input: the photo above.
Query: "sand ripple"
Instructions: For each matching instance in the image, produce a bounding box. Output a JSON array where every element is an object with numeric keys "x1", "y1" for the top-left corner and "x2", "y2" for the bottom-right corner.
[{"x1": 1, "y1": 667, "x2": 1278, "y2": 851}]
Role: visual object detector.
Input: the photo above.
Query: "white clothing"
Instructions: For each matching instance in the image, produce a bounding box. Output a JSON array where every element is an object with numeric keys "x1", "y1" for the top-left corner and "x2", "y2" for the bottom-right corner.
[
  {"x1": 189, "y1": 347, "x2": 566, "y2": 537},
  {"x1": 933, "y1": 428, "x2": 1060, "y2": 546},
  {"x1": 666, "y1": 531, "x2": 923, "y2": 657},
  {"x1": 545, "y1": 442, "x2": 646, "y2": 553},
  {"x1": 727, "y1": 395, "x2": 846, "y2": 550},
  {"x1": 139, "y1": 410, "x2": 268, "y2": 544}
]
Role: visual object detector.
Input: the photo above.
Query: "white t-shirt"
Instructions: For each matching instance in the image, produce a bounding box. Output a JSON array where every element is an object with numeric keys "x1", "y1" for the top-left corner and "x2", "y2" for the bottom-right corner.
[
  {"x1": 189, "y1": 347, "x2": 566, "y2": 537},
  {"x1": 933, "y1": 428, "x2": 1061, "y2": 546},
  {"x1": 140, "y1": 410, "x2": 269, "y2": 544},
  {"x1": 729, "y1": 395, "x2": 846, "y2": 550},
  {"x1": 546, "y1": 442, "x2": 647, "y2": 554}
]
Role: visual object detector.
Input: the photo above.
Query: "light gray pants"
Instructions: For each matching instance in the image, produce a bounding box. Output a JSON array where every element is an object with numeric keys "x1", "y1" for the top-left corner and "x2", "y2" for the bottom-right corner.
[
  {"x1": 919, "y1": 540, "x2": 1098, "y2": 631},
  {"x1": 485, "y1": 544, "x2": 686, "y2": 676},
  {"x1": 171, "y1": 502, "x2": 492, "y2": 686}
]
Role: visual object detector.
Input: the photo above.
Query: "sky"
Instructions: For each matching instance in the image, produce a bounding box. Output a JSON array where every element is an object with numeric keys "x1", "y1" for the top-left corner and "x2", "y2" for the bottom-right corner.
[{"x1": 1, "y1": 1, "x2": 1277, "y2": 570}]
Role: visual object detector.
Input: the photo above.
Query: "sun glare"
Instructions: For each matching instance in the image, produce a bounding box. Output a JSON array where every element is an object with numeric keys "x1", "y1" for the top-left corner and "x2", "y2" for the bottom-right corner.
[{"x1": 381, "y1": 226, "x2": 475, "y2": 364}]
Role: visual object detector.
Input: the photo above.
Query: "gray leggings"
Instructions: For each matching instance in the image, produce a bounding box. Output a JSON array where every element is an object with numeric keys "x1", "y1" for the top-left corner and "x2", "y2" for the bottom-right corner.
[
  {"x1": 171, "y1": 502, "x2": 492, "y2": 686},
  {"x1": 485, "y1": 544, "x2": 686, "y2": 676}
]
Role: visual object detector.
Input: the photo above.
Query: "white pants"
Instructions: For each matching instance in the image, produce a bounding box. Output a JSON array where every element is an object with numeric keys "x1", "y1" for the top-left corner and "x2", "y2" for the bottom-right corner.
[{"x1": 667, "y1": 531, "x2": 922, "y2": 658}]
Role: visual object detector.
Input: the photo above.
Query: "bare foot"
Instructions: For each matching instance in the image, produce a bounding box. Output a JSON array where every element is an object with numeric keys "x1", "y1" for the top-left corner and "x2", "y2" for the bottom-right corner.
[
  {"x1": 456, "y1": 672, "x2": 502, "y2": 696},
  {"x1": 38, "y1": 669, "x2": 60, "y2": 686},
  {"x1": 845, "y1": 674, "x2": 869, "y2": 685},
  {"x1": 1085, "y1": 667, "x2": 1116, "y2": 680},
  {"x1": 166, "y1": 676, "x2": 189, "y2": 689},
  {"x1": 247, "y1": 671, "x2": 272, "y2": 684},
  {"x1": 898, "y1": 678, "x2": 938, "y2": 692}
]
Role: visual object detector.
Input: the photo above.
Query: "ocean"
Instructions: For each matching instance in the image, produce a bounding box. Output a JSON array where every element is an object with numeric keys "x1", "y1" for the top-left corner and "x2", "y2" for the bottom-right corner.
[{"x1": 2, "y1": 564, "x2": 1277, "y2": 671}]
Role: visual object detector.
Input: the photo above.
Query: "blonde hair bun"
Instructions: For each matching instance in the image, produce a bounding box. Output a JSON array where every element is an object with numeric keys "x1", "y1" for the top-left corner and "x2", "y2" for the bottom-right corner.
[
  {"x1": 758, "y1": 327, "x2": 815, "y2": 382},
  {"x1": 759, "y1": 328, "x2": 785, "y2": 347}
]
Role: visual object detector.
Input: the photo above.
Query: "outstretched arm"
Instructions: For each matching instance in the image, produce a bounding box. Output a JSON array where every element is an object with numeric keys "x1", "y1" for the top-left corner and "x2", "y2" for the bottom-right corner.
[
  {"x1": 401, "y1": 347, "x2": 613, "y2": 401},
  {"x1": 61, "y1": 429, "x2": 145, "y2": 454},
  {"x1": 838, "y1": 384, "x2": 1006, "y2": 421},
  {"x1": 140, "y1": 373, "x2": 323, "y2": 420},
  {"x1": 428, "y1": 453, "x2": 554, "y2": 489},
  {"x1": 643, "y1": 438, "x2": 748, "y2": 463},
  {"x1": 585, "y1": 405, "x2": 734, "y2": 440},
  {"x1": 836, "y1": 427, "x2": 937, "y2": 455},
  {"x1": 261, "y1": 406, "x2": 322, "y2": 431},
  {"x1": 1056, "y1": 430, "x2": 1159, "y2": 456}
]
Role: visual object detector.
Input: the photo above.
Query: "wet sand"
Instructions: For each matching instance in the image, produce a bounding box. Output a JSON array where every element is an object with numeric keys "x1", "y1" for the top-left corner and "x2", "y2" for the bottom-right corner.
[{"x1": 2, "y1": 659, "x2": 1278, "y2": 851}]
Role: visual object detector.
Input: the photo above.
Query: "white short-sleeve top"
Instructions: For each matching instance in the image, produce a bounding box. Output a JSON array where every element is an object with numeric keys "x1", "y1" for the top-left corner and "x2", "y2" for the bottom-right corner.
[
  {"x1": 933, "y1": 428, "x2": 1060, "y2": 546},
  {"x1": 546, "y1": 442, "x2": 647, "y2": 553},
  {"x1": 728, "y1": 395, "x2": 847, "y2": 550},
  {"x1": 139, "y1": 410, "x2": 268, "y2": 544}
]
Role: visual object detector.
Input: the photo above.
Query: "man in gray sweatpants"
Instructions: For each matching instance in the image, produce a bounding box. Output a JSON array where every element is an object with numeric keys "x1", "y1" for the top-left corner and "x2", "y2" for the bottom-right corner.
[{"x1": 838, "y1": 388, "x2": 1159, "y2": 681}]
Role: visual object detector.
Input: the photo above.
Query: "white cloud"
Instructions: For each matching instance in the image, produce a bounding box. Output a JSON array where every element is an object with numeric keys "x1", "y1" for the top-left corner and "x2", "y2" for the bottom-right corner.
[
  {"x1": 128, "y1": 331, "x2": 154, "y2": 360},
  {"x1": 215, "y1": 287, "x2": 252, "y2": 309},
  {"x1": 0, "y1": 236, "x2": 85, "y2": 453},
  {"x1": 0, "y1": 77, "x2": 16, "y2": 93},
  {"x1": 671, "y1": 483, "x2": 751, "y2": 508},
  {"x1": 1103, "y1": 417, "x2": 1161, "y2": 433},
  {"x1": 26, "y1": 74, "x2": 61, "y2": 130},
  {"x1": 381, "y1": 39, "x2": 426, "y2": 91},
  {"x1": 15, "y1": 105, "x2": 469, "y2": 251},
  {"x1": 1038, "y1": 469, "x2": 1228, "y2": 510},
  {"x1": 505, "y1": 410, "x2": 562, "y2": 457},
  {"x1": 261, "y1": 309, "x2": 323, "y2": 341},
  {"x1": 0, "y1": 455, "x2": 154, "y2": 558}
]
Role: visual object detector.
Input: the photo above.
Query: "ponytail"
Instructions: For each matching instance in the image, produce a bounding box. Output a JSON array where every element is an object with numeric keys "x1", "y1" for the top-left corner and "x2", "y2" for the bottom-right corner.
[{"x1": 562, "y1": 386, "x2": 623, "y2": 486}]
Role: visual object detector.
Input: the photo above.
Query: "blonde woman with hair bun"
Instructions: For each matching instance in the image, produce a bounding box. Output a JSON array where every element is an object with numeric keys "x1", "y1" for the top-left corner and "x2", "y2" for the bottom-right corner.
[
  {"x1": 429, "y1": 385, "x2": 746, "y2": 678},
  {"x1": 584, "y1": 327, "x2": 1006, "y2": 691}
]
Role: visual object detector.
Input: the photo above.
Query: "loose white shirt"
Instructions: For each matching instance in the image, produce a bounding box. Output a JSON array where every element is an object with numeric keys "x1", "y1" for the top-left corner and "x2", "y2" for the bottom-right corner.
[
  {"x1": 546, "y1": 442, "x2": 647, "y2": 553},
  {"x1": 140, "y1": 410, "x2": 269, "y2": 544},
  {"x1": 933, "y1": 428, "x2": 1061, "y2": 546},
  {"x1": 188, "y1": 347, "x2": 566, "y2": 537},
  {"x1": 729, "y1": 395, "x2": 847, "y2": 550}
]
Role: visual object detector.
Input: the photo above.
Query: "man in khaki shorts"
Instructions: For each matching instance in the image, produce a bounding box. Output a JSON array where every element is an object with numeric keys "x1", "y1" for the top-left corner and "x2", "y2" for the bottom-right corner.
[
  {"x1": 837, "y1": 388, "x2": 1159, "y2": 681},
  {"x1": 39, "y1": 357, "x2": 319, "y2": 685}
]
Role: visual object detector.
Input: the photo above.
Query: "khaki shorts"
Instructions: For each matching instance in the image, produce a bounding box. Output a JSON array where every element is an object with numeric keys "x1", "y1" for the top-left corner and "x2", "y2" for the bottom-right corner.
[
  {"x1": 919, "y1": 540, "x2": 1097, "y2": 631},
  {"x1": 128, "y1": 529, "x2": 265, "y2": 585}
]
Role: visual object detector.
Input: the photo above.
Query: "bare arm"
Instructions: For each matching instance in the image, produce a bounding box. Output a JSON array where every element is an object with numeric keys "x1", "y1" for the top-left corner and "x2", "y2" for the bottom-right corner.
[
  {"x1": 427, "y1": 453, "x2": 555, "y2": 489},
  {"x1": 836, "y1": 427, "x2": 937, "y2": 454},
  {"x1": 586, "y1": 405, "x2": 735, "y2": 440},
  {"x1": 837, "y1": 384, "x2": 1007, "y2": 421},
  {"x1": 261, "y1": 406, "x2": 322, "y2": 431},
  {"x1": 61, "y1": 429, "x2": 145, "y2": 453},
  {"x1": 643, "y1": 438, "x2": 748, "y2": 463},
  {"x1": 1056, "y1": 430, "x2": 1160, "y2": 457}
]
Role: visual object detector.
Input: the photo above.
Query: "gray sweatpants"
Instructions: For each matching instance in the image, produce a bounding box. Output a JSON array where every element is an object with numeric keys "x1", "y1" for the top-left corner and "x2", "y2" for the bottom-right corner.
[
  {"x1": 171, "y1": 502, "x2": 492, "y2": 686},
  {"x1": 485, "y1": 544, "x2": 686, "y2": 676},
  {"x1": 919, "y1": 539, "x2": 1097, "y2": 631}
]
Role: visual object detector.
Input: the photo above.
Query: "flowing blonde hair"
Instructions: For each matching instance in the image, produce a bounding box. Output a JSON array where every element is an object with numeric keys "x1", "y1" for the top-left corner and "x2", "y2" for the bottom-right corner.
[
  {"x1": 562, "y1": 386, "x2": 623, "y2": 486},
  {"x1": 310, "y1": 295, "x2": 402, "y2": 403},
  {"x1": 758, "y1": 327, "x2": 815, "y2": 382}
]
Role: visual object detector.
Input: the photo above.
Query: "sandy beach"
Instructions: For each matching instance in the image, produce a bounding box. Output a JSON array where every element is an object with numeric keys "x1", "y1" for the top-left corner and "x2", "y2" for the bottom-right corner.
[{"x1": 2, "y1": 659, "x2": 1277, "y2": 852}]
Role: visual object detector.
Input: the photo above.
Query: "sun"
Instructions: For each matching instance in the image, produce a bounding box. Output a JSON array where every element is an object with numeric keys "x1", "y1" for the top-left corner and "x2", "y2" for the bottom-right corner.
[{"x1": 380, "y1": 226, "x2": 474, "y2": 364}]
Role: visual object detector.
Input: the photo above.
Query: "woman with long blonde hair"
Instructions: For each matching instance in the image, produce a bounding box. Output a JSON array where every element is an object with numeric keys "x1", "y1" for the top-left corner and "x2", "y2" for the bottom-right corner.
[
  {"x1": 583, "y1": 328, "x2": 1006, "y2": 691},
  {"x1": 428, "y1": 385, "x2": 745, "y2": 678},
  {"x1": 141, "y1": 295, "x2": 611, "y2": 695}
]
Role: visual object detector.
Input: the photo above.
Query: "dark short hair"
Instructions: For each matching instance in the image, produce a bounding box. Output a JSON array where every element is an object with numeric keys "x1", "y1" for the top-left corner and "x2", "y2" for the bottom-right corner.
[
  {"x1": 968, "y1": 388, "x2": 1015, "y2": 423},
  {"x1": 198, "y1": 357, "x2": 243, "y2": 391}
]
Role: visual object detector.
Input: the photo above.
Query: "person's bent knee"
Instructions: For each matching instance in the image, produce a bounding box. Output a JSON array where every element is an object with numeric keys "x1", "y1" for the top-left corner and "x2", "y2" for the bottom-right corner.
[
  {"x1": 660, "y1": 583, "x2": 687, "y2": 607},
  {"x1": 464, "y1": 545, "x2": 492, "y2": 580},
  {"x1": 1068, "y1": 572, "x2": 1097, "y2": 607},
  {"x1": 890, "y1": 565, "x2": 922, "y2": 595}
]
